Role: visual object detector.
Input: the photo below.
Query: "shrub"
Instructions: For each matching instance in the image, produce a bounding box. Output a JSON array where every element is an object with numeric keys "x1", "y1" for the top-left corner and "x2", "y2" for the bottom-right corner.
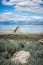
[{"x1": 0, "y1": 39, "x2": 43, "y2": 65}]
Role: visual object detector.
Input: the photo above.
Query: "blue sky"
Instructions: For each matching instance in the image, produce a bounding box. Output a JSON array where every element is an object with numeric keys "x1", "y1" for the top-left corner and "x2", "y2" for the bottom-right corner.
[{"x1": 0, "y1": 0, "x2": 43, "y2": 25}]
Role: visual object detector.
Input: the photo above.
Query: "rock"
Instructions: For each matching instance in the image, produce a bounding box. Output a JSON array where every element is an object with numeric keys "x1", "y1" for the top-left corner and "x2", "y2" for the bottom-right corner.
[
  {"x1": 11, "y1": 50, "x2": 30, "y2": 64},
  {"x1": 26, "y1": 42, "x2": 30, "y2": 44},
  {"x1": 38, "y1": 39, "x2": 43, "y2": 44}
]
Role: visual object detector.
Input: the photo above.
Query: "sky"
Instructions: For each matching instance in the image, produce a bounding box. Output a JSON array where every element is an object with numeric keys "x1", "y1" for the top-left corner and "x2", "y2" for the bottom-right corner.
[{"x1": 0, "y1": 0, "x2": 43, "y2": 25}]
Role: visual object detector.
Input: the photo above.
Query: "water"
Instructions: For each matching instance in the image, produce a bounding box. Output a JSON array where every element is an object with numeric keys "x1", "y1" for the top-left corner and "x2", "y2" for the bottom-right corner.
[{"x1": 0, "y1": 25, "x2": 43, "y2": 33}]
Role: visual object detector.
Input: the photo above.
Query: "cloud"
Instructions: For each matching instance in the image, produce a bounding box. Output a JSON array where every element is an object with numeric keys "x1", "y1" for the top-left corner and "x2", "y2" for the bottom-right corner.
[
  {"x1": 0, "y1": 12, "x2": 13, "y2": 21},
  {"x1": 0, "y1": 12, "x2": 43, "y2": 22},
  {"x1": 2, "y1": 0, "x2": 26, "y2": 5},
  {"x1": 3, "y1": 12, "x2": 12, "y2": 14},
  {"x1": 0, "y1": 12, "x2": 30, "y2": 21},
  {"x1": 2, "y1": 0, "x2": 14, "y2": 5},
  {"x1": 2, "y1": 0, "x2": 26, "y2": 4},
  {"x1": 1, "y1": 0, "x2": 43, "y2": 14},
  {"x1": 15, "y1": 0, "x2": 43, "y2": 14}
]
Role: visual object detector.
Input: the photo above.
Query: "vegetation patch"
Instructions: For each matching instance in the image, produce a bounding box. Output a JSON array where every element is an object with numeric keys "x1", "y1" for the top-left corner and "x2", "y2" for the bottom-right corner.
[{"x1": 0, "y1": 39, "x2": 43, "y2": 65}]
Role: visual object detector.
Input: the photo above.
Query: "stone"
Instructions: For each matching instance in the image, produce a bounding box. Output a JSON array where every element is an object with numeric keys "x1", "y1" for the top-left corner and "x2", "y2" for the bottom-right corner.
[
  {"x1": 11, "y1": 50, "x2": 30, "y2": 64},
  {"x1": 38, "y1": 39, "x2": 43, "y2": 44}
]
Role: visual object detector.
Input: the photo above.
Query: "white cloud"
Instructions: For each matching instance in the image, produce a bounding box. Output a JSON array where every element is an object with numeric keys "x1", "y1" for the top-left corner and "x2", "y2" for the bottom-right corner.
[
  {"x1": 0, "y1": 12, "x2": 13, "y2": 21},
  {"x1": 15, "y1": 0, "x2": 43, "y2": 14},
  {"x1": 2, "y1": 0, "x2": 43, "y2": 14},
  {"x1": 0, "y1": 12, "x2": 43, "y2": 22},
  {"x1": 2, "y1": 0, "x2": 14, "y2": 5},
  {"x1": 2, "y1": 0, "x2": 25, "y2": 5},
  {"x1": 2, "y1": 0, "x2": 26, "y2": 5},
  {"x1": 3, "y1": 12, "x2": 12, "y2": 14},
  {"x1": 0, "y1": 12, "x2": 30, "y2": 21}
]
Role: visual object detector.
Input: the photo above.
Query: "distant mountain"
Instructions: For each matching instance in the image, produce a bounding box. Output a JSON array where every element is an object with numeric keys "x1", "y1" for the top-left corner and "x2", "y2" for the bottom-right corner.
[{"x1": 0, "y1": 20, "x2": 43, "y2": 25}]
